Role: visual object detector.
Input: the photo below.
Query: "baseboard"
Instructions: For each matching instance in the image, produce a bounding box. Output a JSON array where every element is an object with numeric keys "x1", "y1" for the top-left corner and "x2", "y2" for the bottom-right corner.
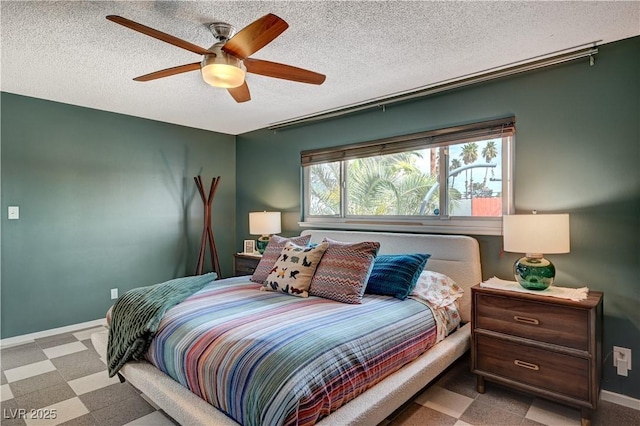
[
  {"x1": 0, "y1": 318, "x2": 108, "y2": 348},
  {"x1": 601, "y1": 390, "x2": 640, "y2": 411}
]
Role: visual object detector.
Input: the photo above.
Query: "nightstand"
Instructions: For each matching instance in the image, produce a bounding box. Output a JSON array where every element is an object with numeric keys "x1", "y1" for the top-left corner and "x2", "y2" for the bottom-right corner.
[
  {"x1": 471, "y1": 285, "x2": 603, "y2": 426},
  {"x1": 233, "y1": 253, "x2": 262, "y2": 276}
]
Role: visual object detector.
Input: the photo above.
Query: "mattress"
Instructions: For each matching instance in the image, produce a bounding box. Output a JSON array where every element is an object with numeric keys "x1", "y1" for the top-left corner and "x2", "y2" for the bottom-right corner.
[{"x1": 141, "y1": 276, "x2": 441, "y2": 426}]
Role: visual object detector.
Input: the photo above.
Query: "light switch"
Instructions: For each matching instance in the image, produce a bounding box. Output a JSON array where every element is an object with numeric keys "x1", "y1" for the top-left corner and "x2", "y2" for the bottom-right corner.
[{"x1": 8, "y1": 206, "x2": 19, "y2": 220}]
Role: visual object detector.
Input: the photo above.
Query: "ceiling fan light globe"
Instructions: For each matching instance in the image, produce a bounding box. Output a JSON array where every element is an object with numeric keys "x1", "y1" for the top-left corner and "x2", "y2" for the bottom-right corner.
[
  {"x1": 202, "y1": 64, "x2": 245, "y2": 88},
  {"x1": 201, "y1": 54, "x2": 245, "y2": 88}
]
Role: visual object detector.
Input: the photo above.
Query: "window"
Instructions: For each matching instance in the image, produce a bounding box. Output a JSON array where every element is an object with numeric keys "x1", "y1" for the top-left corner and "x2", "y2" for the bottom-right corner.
[{"x1": 301, "y1": 117, "x2": 514, "y2": 235}]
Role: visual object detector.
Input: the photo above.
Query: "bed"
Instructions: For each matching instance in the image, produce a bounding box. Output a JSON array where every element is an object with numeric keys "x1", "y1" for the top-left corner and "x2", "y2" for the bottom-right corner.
[{"x1": 92, "y1": 230, "x2": 481, "y2": 425}]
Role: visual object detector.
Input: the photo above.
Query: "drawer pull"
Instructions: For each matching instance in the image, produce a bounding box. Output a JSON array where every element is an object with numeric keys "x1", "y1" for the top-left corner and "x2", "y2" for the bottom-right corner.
[
  {"x1": 514, "y1": 315, "x2": 539, "y2": 325},
  {"x1": 514, "y1": 359, "x2": 540, "y2": 371}
]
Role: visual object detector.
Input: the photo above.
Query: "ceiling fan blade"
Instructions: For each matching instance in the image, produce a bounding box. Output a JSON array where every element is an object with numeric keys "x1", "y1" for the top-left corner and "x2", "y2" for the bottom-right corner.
[
  {"x1": 244, "y1": 58, "x2": 326, "y2": 85},
  {"x1": 133, "y1": 62, "x2": 201, "y2": 82},
  {"x1": 106, "y1": 15, "x2": 212, "y2": 56},
  {"x1": 222, "y1": 14, "x2": 288, "y2": 60},
  {"x1": 228, "y1": 81, "x2": 251, "y2": 103}
]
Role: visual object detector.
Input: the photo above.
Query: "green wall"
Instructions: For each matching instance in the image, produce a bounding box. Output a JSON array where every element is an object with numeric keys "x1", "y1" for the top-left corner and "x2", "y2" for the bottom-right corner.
[
  {"x1": 1, "y1": 93, "x2": 236, "y2": 338},
  {"x1": 236, "y1": 36, "x2": 640, "y2": 398}
]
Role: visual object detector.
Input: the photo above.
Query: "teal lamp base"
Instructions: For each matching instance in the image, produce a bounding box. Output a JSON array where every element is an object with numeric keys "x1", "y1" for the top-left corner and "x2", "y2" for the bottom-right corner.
[
  {"x1": 256, "y1": 235, "x2": 270, "y2": 254},
  {"x1": 514, "y1": 255, "x2": 555, "y2": 290}
]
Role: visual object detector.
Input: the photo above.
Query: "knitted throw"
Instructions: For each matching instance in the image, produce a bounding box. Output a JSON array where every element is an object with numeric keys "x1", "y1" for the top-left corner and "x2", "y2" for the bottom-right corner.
[{"x1": 107, "y1": 272, "x2": 216, "y2": 377}]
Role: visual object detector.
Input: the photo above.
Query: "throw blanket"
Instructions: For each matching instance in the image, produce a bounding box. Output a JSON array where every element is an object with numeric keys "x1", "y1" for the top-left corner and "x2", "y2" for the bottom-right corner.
[{"x1": 107, "y1": 272, "x2": 216, "y2": 377}]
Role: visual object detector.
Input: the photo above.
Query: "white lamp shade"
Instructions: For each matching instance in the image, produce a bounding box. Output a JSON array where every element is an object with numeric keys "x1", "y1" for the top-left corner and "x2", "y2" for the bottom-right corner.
[
  {"x1": 503, "y1": 214, "x2": 570, "y2": 254},
  {"x1": 249, "y1": 212, "x2": 281, "y2": 236}
]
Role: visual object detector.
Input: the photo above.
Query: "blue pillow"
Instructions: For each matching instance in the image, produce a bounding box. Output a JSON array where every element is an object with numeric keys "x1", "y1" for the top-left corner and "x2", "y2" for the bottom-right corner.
[{"x1": 365, "y1": 254, "x2": 431, "y2": 300}]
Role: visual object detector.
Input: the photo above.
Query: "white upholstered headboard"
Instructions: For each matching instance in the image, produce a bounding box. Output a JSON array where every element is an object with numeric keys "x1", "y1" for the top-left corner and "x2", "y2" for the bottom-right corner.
[{"x1": 300, "y1": 230, "x2": 482, "y2": 323}]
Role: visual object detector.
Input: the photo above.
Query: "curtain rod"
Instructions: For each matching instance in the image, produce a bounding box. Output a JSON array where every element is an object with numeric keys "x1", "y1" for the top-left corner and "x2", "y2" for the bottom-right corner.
[{"x1": 268, "y1": 43, "x2": 599, "y2": 131}]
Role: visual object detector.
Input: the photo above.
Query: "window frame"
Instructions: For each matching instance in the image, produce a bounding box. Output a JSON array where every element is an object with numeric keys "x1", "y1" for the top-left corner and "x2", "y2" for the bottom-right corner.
[{"x1": 300, "y1": 117, "x2": 515, "y2": 236}]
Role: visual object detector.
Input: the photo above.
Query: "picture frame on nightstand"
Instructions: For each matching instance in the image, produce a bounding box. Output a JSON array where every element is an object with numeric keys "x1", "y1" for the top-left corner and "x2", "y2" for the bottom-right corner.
[{"x1": 243, "y1": 239, "x2": 256, "y2": 254}]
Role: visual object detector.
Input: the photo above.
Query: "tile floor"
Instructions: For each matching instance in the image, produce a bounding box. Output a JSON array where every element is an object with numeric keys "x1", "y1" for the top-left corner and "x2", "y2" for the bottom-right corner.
[
  {"x1": 1, "y1": 327, "x2": 638, "y2": 425},
  {"x1": 1, "y1": 326, "x2": 175, "y2": 426},
  {"x1": 385, "y1": 355, "x2": 640, "y2": 426}
]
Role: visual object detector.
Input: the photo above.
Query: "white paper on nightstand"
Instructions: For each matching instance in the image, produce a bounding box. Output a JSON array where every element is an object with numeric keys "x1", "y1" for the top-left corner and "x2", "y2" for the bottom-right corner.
[
  {"x1": 480, "y1": 277, "x2": 589, "y2": 301},
  {"x1": 237, "y1": 252, "x2": 263, "y2": 258}
]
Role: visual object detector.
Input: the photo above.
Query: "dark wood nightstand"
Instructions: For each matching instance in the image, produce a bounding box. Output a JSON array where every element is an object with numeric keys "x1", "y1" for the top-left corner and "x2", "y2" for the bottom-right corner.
[
  {"x1": 471, "y1": 284, "x2": 603, "y2": 426},
  {"x1": 233, "y1": 253, "x2": 262, "y2": 277}
]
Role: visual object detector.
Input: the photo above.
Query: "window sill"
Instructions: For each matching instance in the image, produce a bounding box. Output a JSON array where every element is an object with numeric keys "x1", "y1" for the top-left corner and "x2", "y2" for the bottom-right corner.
[{"x1": 299, "y1": 218, "x2": 502, "y2": 236}]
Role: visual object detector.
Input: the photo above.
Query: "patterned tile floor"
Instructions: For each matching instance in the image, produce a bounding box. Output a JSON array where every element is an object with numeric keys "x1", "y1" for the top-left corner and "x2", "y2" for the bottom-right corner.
[
  {"x1": 1, "y1": 326, "x2": 175, "y2": 426},
  {"x1": 385, "y1": 355, "x2": 640, "y2": 426},
  {"x1": 1, "y1": 326, "x2": 638, "y2": 425}
]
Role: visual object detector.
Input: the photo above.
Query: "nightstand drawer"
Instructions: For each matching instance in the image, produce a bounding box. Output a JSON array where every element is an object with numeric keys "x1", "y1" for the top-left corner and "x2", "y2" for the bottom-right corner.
[
  {"x1": 476, "y1": 334, "x2": 589, "y2": 401},
  {"x1": 235, "y1": 263, "x2": 256, "y2": 275},
  {"x1": 475, "y1": 293, "x2": 589, "y2": 350},
  {"x1": 233, "y1": 254, "x2": 261, "y2": 276}
]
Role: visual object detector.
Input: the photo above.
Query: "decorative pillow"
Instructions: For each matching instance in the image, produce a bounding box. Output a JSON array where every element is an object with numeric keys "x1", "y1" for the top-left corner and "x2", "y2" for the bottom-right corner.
[
  {"x1": 410, "y1": 270, "x2": 464, "y2": 308},
  {"x1": 366, "y1": 253, "x2": 431, "y2": 300},
  {"x1": 261, "y1": 241, "x2": 329, "y2": 297},
  {"x1": 251, "y1": 235, "x2": 311, "y2": 284},
  {"x1": 309, "y1": 238, "x2": 380, "y2": 304},
  {"x1": 411, "y1": 271, "x2": 464, "y2": 341}
]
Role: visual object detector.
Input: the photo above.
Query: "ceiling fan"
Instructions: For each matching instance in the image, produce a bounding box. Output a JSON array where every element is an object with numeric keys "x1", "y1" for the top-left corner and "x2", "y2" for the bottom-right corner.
[{"x1": 106, "y1": 13, "x2": 326, "y2": 103}]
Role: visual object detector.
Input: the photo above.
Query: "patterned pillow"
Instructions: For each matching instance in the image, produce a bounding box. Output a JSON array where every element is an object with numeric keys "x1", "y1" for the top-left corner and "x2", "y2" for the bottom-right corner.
[
  {"x1": 411, "y1": 270, "x2": 464, "y2": 308},
  {"x1": 309, "y1": 238, "x2": 380, "y2": 304},
  {"x1": 261, "y1": 241, "x2": 329, "y2": 297},
  {"x1": 365, "y1": 253, "x2": 431, "y2": 300},
  {"x1": 410, "y1": 271, "x2": 464, "y2": 340},
  {"x1": 251, "y1": 235, "x2": 311, "y2": 284}
]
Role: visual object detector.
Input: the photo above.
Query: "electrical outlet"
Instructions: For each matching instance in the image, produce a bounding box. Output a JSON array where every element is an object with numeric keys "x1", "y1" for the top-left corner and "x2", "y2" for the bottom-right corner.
[
  {"x1": 110, "y1": 288, "x2": 118, "y2": 300},
  {"x1": 613, "y1": 346, "x2": 632, "y2": 376}
]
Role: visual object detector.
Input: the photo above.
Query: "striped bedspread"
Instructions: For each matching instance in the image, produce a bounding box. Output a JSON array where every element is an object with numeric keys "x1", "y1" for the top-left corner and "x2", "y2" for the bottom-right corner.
[{"x1": 145, "y1": 276, "x2": 438, "y2": 426}]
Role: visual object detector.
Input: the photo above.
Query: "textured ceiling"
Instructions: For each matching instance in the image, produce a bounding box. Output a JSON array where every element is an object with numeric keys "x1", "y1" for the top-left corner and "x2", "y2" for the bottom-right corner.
[{"x1": 1, "y1": 1, "x2": 639, "y2": 135}]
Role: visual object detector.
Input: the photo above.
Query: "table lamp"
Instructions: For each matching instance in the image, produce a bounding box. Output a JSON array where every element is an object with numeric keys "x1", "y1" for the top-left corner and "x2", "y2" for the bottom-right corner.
[
  {"x1": 249, "y1": 211, "x2": 281, "y2": 254},
  {"x1": 503, "y1": 213, "x2": 570, "y2": 290}
]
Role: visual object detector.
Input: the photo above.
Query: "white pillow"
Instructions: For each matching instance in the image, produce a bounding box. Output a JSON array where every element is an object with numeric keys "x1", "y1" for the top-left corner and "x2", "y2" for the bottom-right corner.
[
  {"x1": 411, "y1": 270, "x2": 464, "y2": 308},
  {"x1": 411, "y1": 271, "x2": 464, "y2": 341}
]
